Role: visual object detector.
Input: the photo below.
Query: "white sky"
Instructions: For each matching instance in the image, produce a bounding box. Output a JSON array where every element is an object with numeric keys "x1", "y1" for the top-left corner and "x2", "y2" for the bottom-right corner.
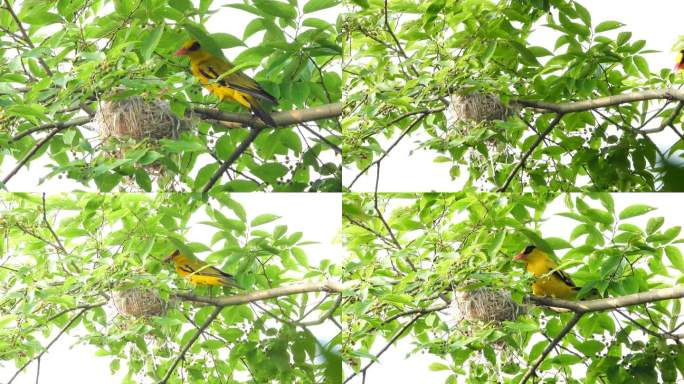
[
  {"x1": 0, "y1": 193, "x2": 342, "y2": 383},
  {"x1": 348, "y1": 193, "x2": 684, "y2": 384},
  {"x1": 344, "y1": 0, "x2": 684, "y2": 192}
]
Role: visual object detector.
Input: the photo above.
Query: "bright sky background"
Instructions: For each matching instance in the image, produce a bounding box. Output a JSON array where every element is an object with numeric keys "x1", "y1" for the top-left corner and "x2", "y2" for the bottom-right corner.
[
  {"x1": 0, "y1": 192, "x2": 342, "y2": 383},
  {"x1": 344, "y1": 0, "x2": 684, "y2": 192},
  {"x1": 349, "y1": 193, "x2": 684, "y2": 384}
]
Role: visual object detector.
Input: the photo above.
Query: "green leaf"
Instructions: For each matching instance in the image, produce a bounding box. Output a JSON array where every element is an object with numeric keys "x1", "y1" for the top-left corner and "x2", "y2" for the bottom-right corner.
[
  {"x1": 250, "y1": 163, "x2": 288, "y2": 183},
  {"x1": 595, "y1": 20, "x2": 623, "y2": 33},
  {"x1": 665, "y1": 246, "x2": 684, "y2": 273},
  {"x1": 134, "y1": 169, "x2": 152, "y2": 192},
  {"x1": 646, "y1": 217, "x2": 664, "y2": 234},
  {"x1": 251, "y1": 214, "x2": 281, "y2": 227},
  {"x1": 212, "y1": 32, "x2": 244, "y2": 49},
  {"x1": 619, "y1": 204, "x2": 656, "y2": 220},
  {"x1": 429, "y1": 362, "x2": 450, "y2": 371},
  {"x1": 291, "y1": 247, "x2": 308, "y2": 267},
  {"x1": 141, "y1": 25, "x2": 164, "y2": 61},
  {"x1": 303, "y1": 0, "x2": 339, "y2": 13},
  {"x1": 253, "y1": 0, "x2": 296, "y2": 20}
]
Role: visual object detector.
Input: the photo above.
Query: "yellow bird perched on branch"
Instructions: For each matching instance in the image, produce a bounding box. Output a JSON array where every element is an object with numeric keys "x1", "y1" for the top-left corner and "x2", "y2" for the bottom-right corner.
[
  {"x1": 164, "y1": 249, "x2": 241, "y2": 289},
  {"x1": 514, "y1": 245, "x2": 581, "y2": 300},
  {"x1": 675, "y1": 50, "x2": 684, "y2": 72},
  {"x1": 175, "y1": 39, "x2": 278, "y2": 127}
]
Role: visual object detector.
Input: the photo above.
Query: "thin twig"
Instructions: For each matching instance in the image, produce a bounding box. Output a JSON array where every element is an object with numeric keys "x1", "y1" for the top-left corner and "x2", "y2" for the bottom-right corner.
[
  {"x1": 202, "y1": 127, "x2": 265, "y2": 193},
  {"x1": 3, "y1": 0, "x2": 52, "y2": 76},
  {"x1": 347, "y1": 113, "x2": 428, "y2": 189},
  {"x1": 159, "y1": 305, "x2": 223, "y2": 384},
  {"x1": 343, "y1": 314, "x2": 421, "y2": 384},
  {"x1": 520, "y1": 313, "x2": 583, "y2": 384},
  {"x1": 498, "y1": 114, "x2": 564, "y2": 192},
  {"x1": 7, "y1": 308, "x2": 88, "y2": 384}
]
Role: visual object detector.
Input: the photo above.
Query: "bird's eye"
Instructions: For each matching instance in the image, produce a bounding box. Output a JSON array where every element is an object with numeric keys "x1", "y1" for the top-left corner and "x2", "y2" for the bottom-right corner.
[
  {"x1": 524, "y1": 245, "x2": 535, "y2": 254},
  {"x1": 188, "y1": 42, "x2": 200, "y2": 51}
]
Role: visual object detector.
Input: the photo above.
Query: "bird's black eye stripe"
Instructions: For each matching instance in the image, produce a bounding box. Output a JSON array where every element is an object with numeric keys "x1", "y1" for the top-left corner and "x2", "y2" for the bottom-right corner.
[
  {"x1": 188, "y1": 42, "x2": 200, "y2": 51},
  {"x1": 524, "y1": 245, "x2": 536, "y2": 254}
]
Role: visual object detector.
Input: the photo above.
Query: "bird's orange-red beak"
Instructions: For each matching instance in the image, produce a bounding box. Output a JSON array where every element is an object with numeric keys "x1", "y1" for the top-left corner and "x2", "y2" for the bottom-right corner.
[
  {"x1": 675, "y1": 63, "x2": 683, "y2": 72},
  {"x1": 175, "y1": 47, "x2": 188, "y2": 57},
  {"x1": 514, "y1": 251, "x2": 526, "y2": 261}
]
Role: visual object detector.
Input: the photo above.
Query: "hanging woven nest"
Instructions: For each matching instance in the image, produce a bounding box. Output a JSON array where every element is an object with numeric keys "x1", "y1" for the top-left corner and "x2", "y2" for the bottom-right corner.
[
  {"x1": 451, "y1": 286, "x2": 525, "y2": 323},
  {"x1": 111, "y1": 287, "x2": 171, "y2": 318},
  {"x1": 449, "y1": 92, "x2": 518, "y2": 123},
  {"x1": 95, "y1": 96, "x2": 187, "y2": 140}
]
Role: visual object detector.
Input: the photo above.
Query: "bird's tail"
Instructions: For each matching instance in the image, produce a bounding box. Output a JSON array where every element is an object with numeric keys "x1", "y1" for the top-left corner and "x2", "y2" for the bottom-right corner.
[
  {"x1": 219, "y1": 275, "x2": 243, "y2": 289},
  {"x1": 249, "y1": 99, "x2": 277, "y2": 127}
]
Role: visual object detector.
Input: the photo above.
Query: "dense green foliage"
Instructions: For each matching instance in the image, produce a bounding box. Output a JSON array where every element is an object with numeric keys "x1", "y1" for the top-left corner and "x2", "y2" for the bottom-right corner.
[
  {"x1": 0, "y1": 193, "x2": 342, "y2": 383},
  {"x1": 342, "y1": 192, "x2": 684, "y2": 383},
  {"x1": 343, "y1": 0, "x2": 684, "y2": 192},
  {"x1": 0, "y1": 0, "x2": 342, "y2": 192}
]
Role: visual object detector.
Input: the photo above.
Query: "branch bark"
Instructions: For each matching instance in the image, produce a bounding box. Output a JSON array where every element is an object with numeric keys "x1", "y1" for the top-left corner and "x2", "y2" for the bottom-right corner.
[
  {"x1": 174, "y1": 280, "x2": 344, "y2": 307},
  {"x1": 192, "y1": 102, "x2": 341, "y2": 128},
  {"x1": 514, "y1": 88, "x2": 684, "y2": 114},
  {"x1": 520, "y1": 285, "x2": 684, "y2": 383},
  {"x1": 527, "y1": 285, "x2": 684, "y2": 313}
]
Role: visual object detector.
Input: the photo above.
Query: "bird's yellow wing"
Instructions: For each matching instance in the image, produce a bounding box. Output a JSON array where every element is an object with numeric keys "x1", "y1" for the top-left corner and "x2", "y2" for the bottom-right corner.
[
  {"x1": 196, "y1": 57, "x2": 278, "y2": 104},
  {"x1": 165, "y1": 250, "x2": 241, "y2": 289},
  {"x1": 176, "y1": 40, "x2": 278, "y2": 126}
]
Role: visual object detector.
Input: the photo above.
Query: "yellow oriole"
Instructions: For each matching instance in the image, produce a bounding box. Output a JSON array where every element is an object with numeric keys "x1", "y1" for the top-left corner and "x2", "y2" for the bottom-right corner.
[
  {"x1": 514, "y1": 245, "x2": 580, "y2": 300},
  {"x1": 164, "y1": 249, "x2": 241, "y2": 288},
  {"x1": 175, "y1": 40, "x2": 278, "y2": 127},
  {"x1": 675, "y1": 50, "x2": 684, "y2": 71}
]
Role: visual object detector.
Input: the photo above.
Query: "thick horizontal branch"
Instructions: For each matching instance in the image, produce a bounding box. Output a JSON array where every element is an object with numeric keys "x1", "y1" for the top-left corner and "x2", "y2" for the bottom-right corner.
[
  {"x1": 528, "y1": 285, "x2": 684, "y2": 313},
  {"x1": 174, "y1": 280, "x2": 343, "y2": 306},
  {"x1": 514, "y1": 88, "x2": 684, "y2": 114},
  {"x1": 192, "y1": 102, "x2": 341, "y2": 128}
]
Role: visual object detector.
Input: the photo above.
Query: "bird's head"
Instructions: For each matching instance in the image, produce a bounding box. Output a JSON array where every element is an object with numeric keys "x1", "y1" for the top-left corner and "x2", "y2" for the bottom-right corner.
[
  {"x1": 514, "y1": 245, "x2": 536, "y2": 262},
  {"x1": 175, "y1": 40, "x2": 202, "y2": 58},
  {"x1": 163, "y1": 250, "x2": 181, "y2": 263},
  {"x1": 675, "y1": 50, "x2": 684, "y2": 72}
]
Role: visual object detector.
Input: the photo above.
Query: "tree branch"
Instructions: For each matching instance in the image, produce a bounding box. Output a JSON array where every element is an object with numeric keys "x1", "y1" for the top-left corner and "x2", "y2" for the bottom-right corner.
[
  {"x1": 514, "y1": 88, "x2": 684, "y2": 114},
  {"x1": 7, "y1": 307, "x2": 88, "y2": 384},
  {"x1": 159, "y1": 305, "x2": 223, "y2": 384},
  {"x1": 3, "y1": 117, "x2": 92, "y2": 187},
  {"x1": 297, "y1": 294, "x2": 342, "y2": 327},
  {"x1": 519, "y1": 285, "x2": 684, "y2": 382},
  {"x1": 174, "y1": 280, "x2": 343, "y2": 307},
  {"x1": 498, "y1": 113, "x2": 563, "y2": 192},
  {"x1": 3, "y1": 0, "x2": 52, "y2": 76},
  {"x1": 201, "y1": 126, "x2": 265, "y2": 193},
  {"x1": 9, "y1": 116, "x2": 92, "y2": 143},
  {"x1": 192, "y1": 102, "x2": 341, "y2": 128},
  {"x1": 343, "y1": 314, "x2": 421, "y2": 384},
  {"x1": 527, "y1": 285, "x2": 684, "y2": 313},
  {"x1": 520, "y1": 313, "x2": 583, "y2": 384},
  {"x1": 347, "y1": 113, "x2": 428, "y2": 190}
]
